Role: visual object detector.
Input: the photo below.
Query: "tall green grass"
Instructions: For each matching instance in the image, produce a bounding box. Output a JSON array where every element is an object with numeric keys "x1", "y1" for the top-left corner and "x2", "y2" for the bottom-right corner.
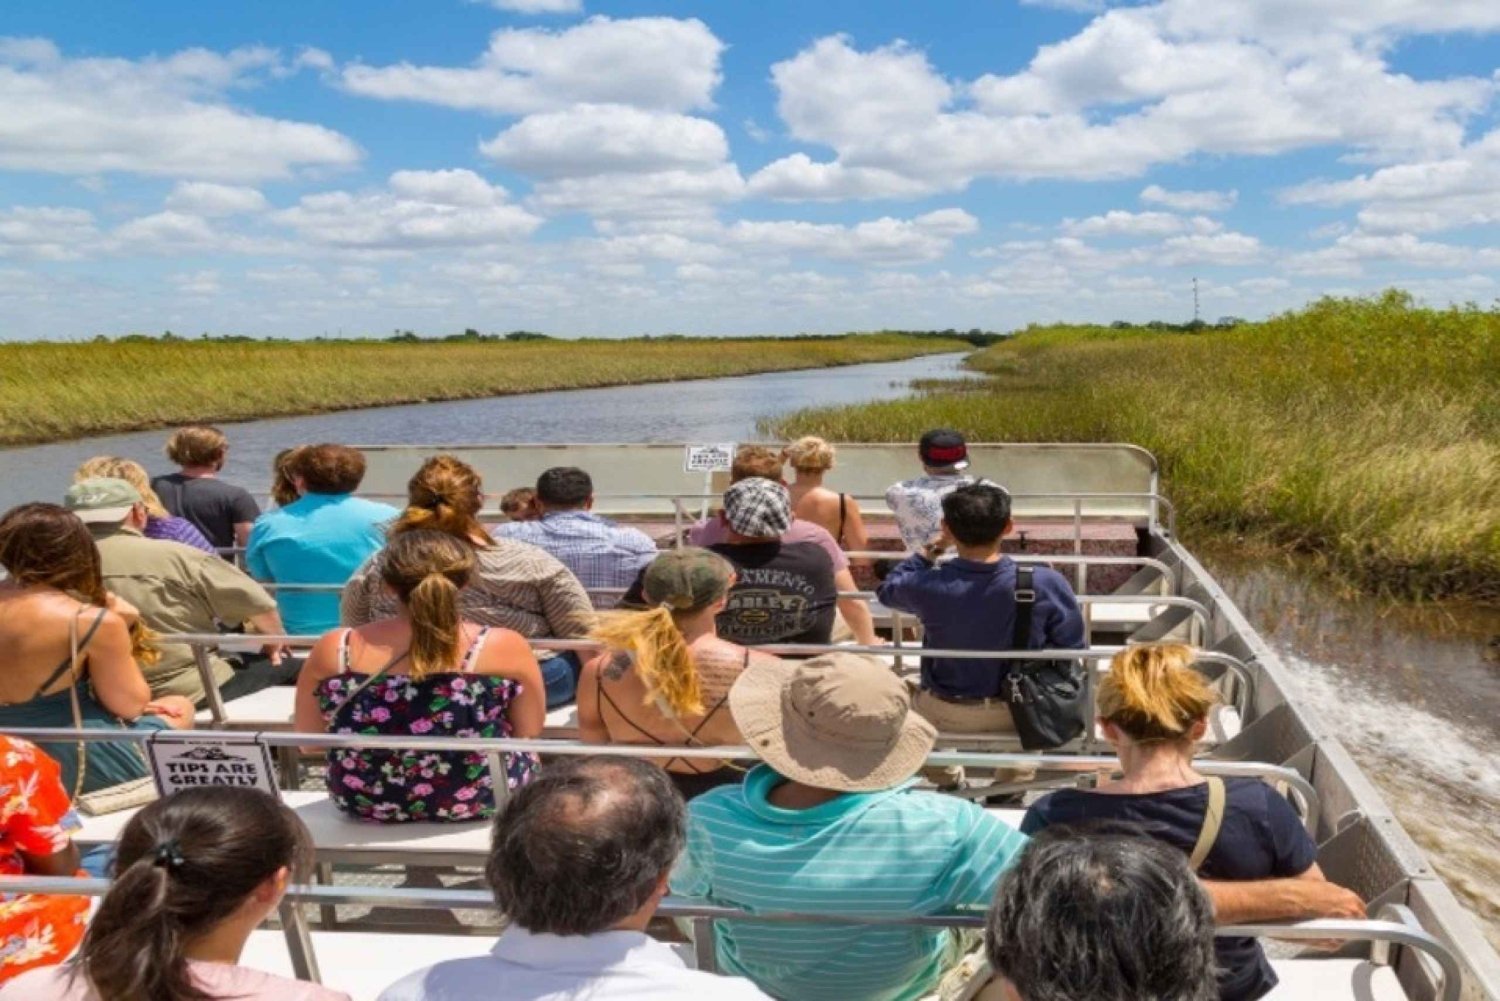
[
  {"x1": 0, "y1": 334, "x2": 966, "y2": 446},
  {"x1": 770, "y1": 292, "x2": 1500, "y2": 601}
]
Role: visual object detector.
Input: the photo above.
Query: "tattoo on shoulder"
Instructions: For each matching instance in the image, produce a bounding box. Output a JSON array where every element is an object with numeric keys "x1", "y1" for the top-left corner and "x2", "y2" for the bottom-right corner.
[{"x1": 602, "y1": 650, "x2": 634, "y2": 680}]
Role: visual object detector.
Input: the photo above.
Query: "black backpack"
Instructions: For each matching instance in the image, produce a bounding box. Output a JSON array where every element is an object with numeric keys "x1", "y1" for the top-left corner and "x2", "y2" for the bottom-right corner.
[{"x1": 1004, "y1": 566, "x2": 1088, "y2": 750}]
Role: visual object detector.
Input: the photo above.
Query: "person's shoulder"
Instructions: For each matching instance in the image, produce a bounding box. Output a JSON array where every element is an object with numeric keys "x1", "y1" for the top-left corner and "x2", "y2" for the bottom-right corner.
[
  {"x1": 374, "y1": 955, "x2": 496, "y2": 1000},
  {"x1": 1223, "y1": 776, "x2": 1286, "y2": 816},
  {"x1": 0, "y1": 963, "x2": 76, "y2": 999},
  {"x1": 787, "y1": 519, "x2": 836, "y2": 545},
  {"x1": 195, "y1": 962, "x2": 353, "y2": 1001}
]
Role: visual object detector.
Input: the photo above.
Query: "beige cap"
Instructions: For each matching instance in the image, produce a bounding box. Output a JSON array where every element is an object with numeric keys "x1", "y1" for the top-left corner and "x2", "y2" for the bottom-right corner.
[{"x1": 729, "y1": 651, "x2": 936, "y2": 793}]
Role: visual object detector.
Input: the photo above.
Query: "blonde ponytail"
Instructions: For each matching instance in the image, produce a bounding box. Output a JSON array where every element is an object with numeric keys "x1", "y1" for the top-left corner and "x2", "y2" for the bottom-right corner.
[
  {"x1": 590, "y1": 607, "x2": 704, "y2": 717},
  {"x1": 405, "y1": 573, "x2": 463, "y2": 680},
  {"x1": 380, "y1": 529, "x2": 477, "y2": 679},
  {"x1": 1098, "y1": 643, "x2": 1217, "y2": 742}
]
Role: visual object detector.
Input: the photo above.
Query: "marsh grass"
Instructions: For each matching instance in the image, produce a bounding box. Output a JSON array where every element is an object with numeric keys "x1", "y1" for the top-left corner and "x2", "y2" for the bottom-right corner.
[
  {"x1": 0, "y1": 334, "x2": 966, "y2": 447},
  {"x1": 770, "y1": 292, "x2": 1500, "y2": 601}
]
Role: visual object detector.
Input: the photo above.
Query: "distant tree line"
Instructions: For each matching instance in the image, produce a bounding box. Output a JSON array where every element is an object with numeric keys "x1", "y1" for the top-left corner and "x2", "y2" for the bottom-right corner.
[{"x1": 80, "y1": 327, "x2": 1005, "y2": 345}]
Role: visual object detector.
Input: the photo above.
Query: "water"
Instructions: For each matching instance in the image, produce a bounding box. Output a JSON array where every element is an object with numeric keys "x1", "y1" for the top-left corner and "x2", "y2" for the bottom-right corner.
[
  {"x1": 1200, "y1": 543, "x2": 1500, "y2": 949},
  {"x1": 0, "y1": 352, "x2": 968, "y2": 511}
]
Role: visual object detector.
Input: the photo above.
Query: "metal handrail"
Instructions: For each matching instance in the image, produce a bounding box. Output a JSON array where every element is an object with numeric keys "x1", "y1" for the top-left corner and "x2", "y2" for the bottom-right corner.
[{"x1": 0, "y1": 877, "x2": 1457, "y2": 1000}]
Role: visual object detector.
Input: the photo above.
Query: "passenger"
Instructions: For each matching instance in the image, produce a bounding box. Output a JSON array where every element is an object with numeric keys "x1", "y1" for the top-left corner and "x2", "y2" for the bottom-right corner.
[
  {"x1": 341, "y1": 455, "x2": 594, "y2": 709},
  {"x1": 673, "y1": 653, "x2": 1028, "y2": 1001},
  {"x1": 687, "y1": 446, "x2": 878, "y2": 645},
  {"x1": 578, "y1": 548, "x2": 775, "y2": 800},
  {"x1": 4, "y1": 786, "x2": 351, "y2": 1001},
  {"x1": 498, "y1": 486, "x2": 538, "y2": 522},
  {"x1": 269, "y1": 445, "x2": 308, "y2": 509},
  {"x1": 150, "y1": 425, "x2": 261, "y2": 552},
  {"x1": 297, "y1": 529, "x2": 545, "y2": 823},
  {"x1": 884, "y1": 428, "x2": 978, "y2": 553},
  {"x1": 878, "y1": 482, "x2": 1084, "y2": 787},
  {"x1": 1022, "y1": 644, "x2": 1351, "y2": 1001},
  {"x1": 0, "y1": 503, "x2": 193, "y2": 794},
  {"x1": 377, "y1": 756, "x2": 769, "y2": 1001},
  {"x1": 0, "y1": 736, "x2": 89, "y2": 985},
  {"x1": 66, "y1": 478, "x2": 294, "y2": 708},
  {"x1": 494, "y1": 467, "x2": 657, "y2": 608},
  {"x1": 73, "y1": 457, "x2": 214, "y2": 554},
  {"x1": 783, "y1": 436, "x2": 871, "y2": 557},
  {"x1": 986, "y1": 828, "x2": 1218, "y2": 1001},
  {"x1": 246, "y1": 443, "x2": 399, "y2": 636}
]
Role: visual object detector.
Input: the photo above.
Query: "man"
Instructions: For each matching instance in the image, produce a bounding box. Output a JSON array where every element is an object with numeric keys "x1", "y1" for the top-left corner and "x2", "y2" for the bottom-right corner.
[
  {"x1": 688, "y1": 445, "x2": 877, "y2": 645},
  {"x1": 985, "y1": 829, "x2": 1219, "y2": 1001},
  {"x1": 65, "y1": 477, "x2": 292, "y2": 707},
  {"x1": 674, "y1": 652, "x2": 1028, "y2": 1001},
  {"x1": 885, "y1": 429, "x2": 978, "y2": 553},
  {"x1": 495, "y1": 467, "x2": 658, "y2": 608},
  {"x1": 378, "y1": 756, "x2": 769, "y2": 1001},
  {"x1": 150, "y1": 425, "x2": 261, "y2": 552},
  {"x1": 246, "y1": 443, "x2": 398, "y2": 635},
  {"x1": 878, "y1": 483, "x2": 1084, "y2": 783}
]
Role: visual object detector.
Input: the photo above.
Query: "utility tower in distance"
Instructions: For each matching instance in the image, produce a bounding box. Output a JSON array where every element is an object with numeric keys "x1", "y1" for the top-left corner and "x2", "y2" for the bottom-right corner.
[{"x1": 1192, "y1": 276, "x2": 1201, "y2": 324}]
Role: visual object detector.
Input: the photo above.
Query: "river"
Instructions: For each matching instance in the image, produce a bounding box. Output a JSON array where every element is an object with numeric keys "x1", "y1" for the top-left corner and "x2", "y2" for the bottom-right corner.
[{"x1": 1, "y1": 350, "x2": 1495, "y2": 946}]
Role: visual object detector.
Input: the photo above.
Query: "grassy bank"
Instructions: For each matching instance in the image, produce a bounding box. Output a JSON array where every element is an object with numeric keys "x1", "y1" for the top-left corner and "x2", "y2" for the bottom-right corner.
[
  {"x1": 770, "y1": 292, "x2": 1499, "y2": 601},
  {"x1": 0, "y1": 334, "x2": 967, "y2": 446}
]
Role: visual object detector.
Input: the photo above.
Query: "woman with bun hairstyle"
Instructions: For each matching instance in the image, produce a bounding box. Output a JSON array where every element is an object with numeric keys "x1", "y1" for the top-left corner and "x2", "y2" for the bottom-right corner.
[
  {"x1": 577, "y1": 548, "x2": 780, "y2": 800},
  {"x1": 4, "y1": 786, "x2": 350, "y2": 1001},
  {"x1": 340, "y1": 455, "x2": 593, "y2": 708},
  {"x1": 297, "y1": 529, "x2": 545, "y2": 823},
  {"x1": 1021, "y1": 643, "x2": 1343, "y2": 1001}
]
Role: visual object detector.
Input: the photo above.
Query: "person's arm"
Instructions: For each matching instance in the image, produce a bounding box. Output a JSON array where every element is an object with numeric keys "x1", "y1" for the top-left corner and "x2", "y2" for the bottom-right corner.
[
  {"x1": 293, "y1": 630, "x2": 343, "y2": 750},
  {"x1": 478, "y1": 629, "x2": 546, "y2": 738},
  {"x1": 244, "y1": 520, "x2": 271, "y2": 580},
  {"x1": 1040, "y1": 569, "x2": 1087, "y2": 649},
  {"x1": 575, "y1": 653, "x2": 610, "y2": 743},
  {"x1": 196, "y1": 556, "x2": 288, "y2": 657},
  {"x1": 8, "y1": 743, "x2": 83, "y2": 878},
  {"x1": 939, "y1": 805, "x2": 1031, "y2": 910},
  {"x1": 842, "y1": 496, "x2": 871, "y2": 559},
  {"x1": 1203, "y1": 877, "x2": 1365, "y2": 924},
  {"x1": 874, "y1": 553, "x2": 935, "y2": 613},
  {"x1": 83, "y1": 610, "x2": 152, "y2": 719},
  {"x1": 231, "y1": 490, "x2": 261, "y2": 552},
  {"x1": 834, "y1": 569, "x2": 879, "y2": 645}
]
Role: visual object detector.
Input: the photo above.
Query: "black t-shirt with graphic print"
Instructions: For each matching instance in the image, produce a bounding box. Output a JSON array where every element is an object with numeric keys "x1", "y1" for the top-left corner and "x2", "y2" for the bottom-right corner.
[{"x1": 705, "y1": 541, "x2": 837, "y2": 647}]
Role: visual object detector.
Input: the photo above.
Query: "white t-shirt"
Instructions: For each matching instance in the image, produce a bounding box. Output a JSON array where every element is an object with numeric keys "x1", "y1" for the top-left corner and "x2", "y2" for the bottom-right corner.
[
  {"x1": 378, "y1": 927, "x2": 771, "y2": 1001},
  {"x1": 884, "y1": 473, "x2": 978, "y2": 552}
]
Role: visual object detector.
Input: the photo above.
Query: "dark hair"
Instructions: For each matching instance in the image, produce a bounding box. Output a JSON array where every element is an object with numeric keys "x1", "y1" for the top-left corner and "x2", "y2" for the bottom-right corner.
[
  {"x1": 270, "y1": 446, "x2": 307, "y2": 508},
  {"x1": 500, "y1": 486, "x2": 536, "y2": 517},
  {"x1": 535, "y1": 467, "x2": 592, "y2": 508},
  {"x1": 941, "y1": 483, "x2": 1011, "y2": 546},
  {"x1": 986, "y1": 827, "x2": 1218, "y2": 1001},
  {"x1": 731, "y1": 444, "x2": 784, "y2": 483},
  {"x1": 0, "y1": 503, "x2": 108, "y2": 607},
  {"x1": 487, "y1": 756, "x2": 684, "y2": 935},
  {"x1": 298, "y1": 443, "x2": 366, "y2": 494},
  {"x1": 75, "y1": 787, "x2": 312, "y2": 1001}
]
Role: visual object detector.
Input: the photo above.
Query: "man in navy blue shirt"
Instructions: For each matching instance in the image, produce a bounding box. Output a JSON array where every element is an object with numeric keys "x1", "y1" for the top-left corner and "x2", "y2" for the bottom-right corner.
[{"x1": 877, "y1": 482, "x2": 1084, "y2": 786}]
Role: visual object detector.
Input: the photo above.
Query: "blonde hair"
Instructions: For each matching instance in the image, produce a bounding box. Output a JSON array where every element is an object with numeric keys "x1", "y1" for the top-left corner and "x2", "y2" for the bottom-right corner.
[
  {"x1": 782, "y1": 436, "x2": 835, "y2": 473},
  {"x1": 392, "y1": 455, "x2": 489, "y2": 544},
  {"x1": 164, "y1": 426, "x2": 228, "y2": 468},
  {"x1": 74, "y1": 456, "x2": 167, "y2": 519},
  {"x1": 1097, "y1": 644, "x2": 1218, "y2": 742},
  {"x1": 380, "y1": 530, "x2": 476, "y2": 680}
]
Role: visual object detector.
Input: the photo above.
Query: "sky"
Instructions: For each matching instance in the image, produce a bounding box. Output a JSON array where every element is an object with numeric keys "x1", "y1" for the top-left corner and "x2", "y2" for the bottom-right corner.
[{"x1": 1, "y1": 0, "x2": 1498, "y2": 340}]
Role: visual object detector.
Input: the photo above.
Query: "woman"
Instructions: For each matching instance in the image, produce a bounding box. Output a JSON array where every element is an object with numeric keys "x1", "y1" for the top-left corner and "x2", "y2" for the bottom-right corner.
[
  {"x1": 0, "y1": 504, "x2": 193, "y2": 794},
  {"x1": 269, "y1": 446, "x2": 307, "y2": 509},
  {"x1": 73, "y1": 457, "x2": 215, "y2": 554},
  {"x1": 0, "y1": 737, "x2": 90, "y2": 984},
  {"x1": 340, "y1": 455, "x2": 594, "y2": 707},
  {"x1": 1021, "y1": 643, "x2": 1334, "y2": 1001},
  {"x1": 4, "y1": 786, "x2": 351, "y2": 1001},
  {"x1": 577, "y1": 548, "x2": 774, "y2": 800},
  {"x1": 782, "y1": 437, "x2": 870, "y2": 556},
  {"x1": 297, "y1": 529, "x2": 545, "y2": 823}
]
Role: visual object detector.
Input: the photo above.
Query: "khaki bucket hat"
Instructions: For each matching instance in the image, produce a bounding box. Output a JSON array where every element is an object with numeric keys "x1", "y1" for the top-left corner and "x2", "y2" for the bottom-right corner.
[{"x1": 729, "y1": 652, "x2": 937, "y2": 793}]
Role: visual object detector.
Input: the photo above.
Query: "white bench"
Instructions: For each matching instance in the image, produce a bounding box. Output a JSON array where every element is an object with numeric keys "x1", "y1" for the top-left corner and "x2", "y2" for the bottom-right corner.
[{"x1": 1268, "y1": 958, "x2": 1407, "y2": 1000}]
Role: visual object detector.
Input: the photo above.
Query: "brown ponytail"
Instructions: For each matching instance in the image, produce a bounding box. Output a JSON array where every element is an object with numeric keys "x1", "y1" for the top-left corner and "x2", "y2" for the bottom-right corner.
[
  {"x1": 1097, "y1": 643, "x2": 1218, "y2": 742},
  {"x1": 72, "y1": 786, "x2": 311, "y2": 1001},
  {"x1": 392, "y1": 454, "x2": 489, "y2": 545},
  {"x1": 380, "y1": 529, "x2": 476, "y2": 679},
  {"x1": 591, "y1": 607, "x2": 704, "y2": 716}
]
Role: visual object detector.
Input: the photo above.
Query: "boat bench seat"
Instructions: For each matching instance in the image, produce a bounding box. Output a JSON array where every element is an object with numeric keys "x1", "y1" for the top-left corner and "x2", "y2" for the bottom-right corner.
[{"x1": 1266, "y1": 958, "x2": 1407, "y2": 1000}]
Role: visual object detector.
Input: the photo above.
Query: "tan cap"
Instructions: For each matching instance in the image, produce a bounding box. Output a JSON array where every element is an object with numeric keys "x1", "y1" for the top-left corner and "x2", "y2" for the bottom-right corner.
[
  {"x1": 64, "y1": 477, "x2": 141, "y2": 525},
  {"x1": 729, "y1": 651, "x2": 936, "y2": 793}
]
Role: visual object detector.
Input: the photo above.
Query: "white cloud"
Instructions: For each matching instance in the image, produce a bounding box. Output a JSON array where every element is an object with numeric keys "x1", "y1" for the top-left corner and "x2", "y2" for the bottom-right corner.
[
  {"x1": 0, "y1": 37, "x2": 360, "y2": 180},
  {"x1": 1286, "y1": 230, "x2": 1500, "y2": 275},
  {"x1": 1140, "y1": 184, "x2": 1238, "y2": 212},
  {"x1": 340, "y1": 17, "x2": 722, "y2": 114},
  {"x1": 165, "y1": 182, "x2": 269, "y2": 216},
  {"x1": 274, "y1": 169, "x2": 542, "y2": 249},
  {"x1": 0, "y1": 205, "x2": 98, "y2": 260},
  {"x1": 528, "y1": 166, "x2": 745, "y2": 220},
  {"x1": 1062, "y1": 210, "x2": 1221, "y2": 238},
  {"x1": 169, "y1": 269, "x2": 222, "y2": 295},
  {"x1": 1158, "y1": 231, "x2": 1264, "y2": 265},
  {"x1": 729, "y1": 209, "x2": 979, "y2": 264},
  {"x1": 482, "y1": 0, "x2": 583, "y2": 13},
  {"x1": 746, "y1": 154, "x2": 939, "y2": 201},
  {"x1": 481, "y1": 105, "x2": 728, "y2": 177}
]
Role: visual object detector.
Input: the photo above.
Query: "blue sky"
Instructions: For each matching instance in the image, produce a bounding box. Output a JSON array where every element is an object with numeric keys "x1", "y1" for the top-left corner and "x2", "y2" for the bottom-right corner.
[{"x1": 1, "y1": 0, "x2": 1498, "y2": 339}]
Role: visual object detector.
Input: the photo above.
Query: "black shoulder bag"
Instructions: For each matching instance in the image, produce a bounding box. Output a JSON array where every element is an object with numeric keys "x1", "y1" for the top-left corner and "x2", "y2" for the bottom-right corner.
[{"x1": 1004, "y1": 566, "x2": 1088, "y2": 750}]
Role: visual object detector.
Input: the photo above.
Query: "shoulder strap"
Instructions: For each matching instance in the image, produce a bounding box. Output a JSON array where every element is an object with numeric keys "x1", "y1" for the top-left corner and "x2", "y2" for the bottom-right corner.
[
  {"x1": 1011, "y1": 565, "x2": 1035, "y2": 648},
  {"x1": 460, "y1": 627, "x2": 491, "y2": 673},
  {"x1": 337, "y1": 629, "x2": 355, "y2": 674},
  {"x1": 331, "y1": 637, "x2": 410, "y2": 725},
  {"x1": 1188, "y1": 777, "x2": 1227, "y2": 871},
  {"x1": 33, "y1": 607, "x2": 108, "y2": 699},
  {"x1": 836, "y1": 493, "x2": 848, "y2": 545}
]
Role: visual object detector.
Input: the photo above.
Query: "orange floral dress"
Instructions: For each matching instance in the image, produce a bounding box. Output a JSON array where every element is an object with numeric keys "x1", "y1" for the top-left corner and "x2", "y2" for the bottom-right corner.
[{"x1": 0, "y1": 737, "x2": 89, "y2": 983}]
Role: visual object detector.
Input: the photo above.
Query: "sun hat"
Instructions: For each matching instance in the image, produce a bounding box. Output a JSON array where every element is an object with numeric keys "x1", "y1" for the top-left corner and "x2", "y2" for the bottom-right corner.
[
  {"x1": 919, "y1": 429, "x2": 969, "y2": 471},
  {"x1": 642, "y1": 547, "x2": 735, "y2": 611},
  {"x1": 729, "y1": 652, "x2": 937, "y2": 793},
  {"x1": 64, "y1": 477, "x2": 142, "y2": 524},
  {"x1": 723, "y1": 477, "x2": 793, "y2": 538}
]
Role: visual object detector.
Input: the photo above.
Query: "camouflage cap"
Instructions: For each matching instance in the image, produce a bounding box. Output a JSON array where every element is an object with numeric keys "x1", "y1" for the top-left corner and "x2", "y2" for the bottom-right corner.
[{"x1": 642, "y1": 547, "x2": 735, "y2": 611}]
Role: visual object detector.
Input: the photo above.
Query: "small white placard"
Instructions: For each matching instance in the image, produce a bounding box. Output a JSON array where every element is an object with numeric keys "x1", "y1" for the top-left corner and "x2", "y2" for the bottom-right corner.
[
  {"x1": 684, "y1": 443, "x2": 737, "y2": 474},
  {"x1": 148, "y1": 734, "x2": 280, "y2": 798}
]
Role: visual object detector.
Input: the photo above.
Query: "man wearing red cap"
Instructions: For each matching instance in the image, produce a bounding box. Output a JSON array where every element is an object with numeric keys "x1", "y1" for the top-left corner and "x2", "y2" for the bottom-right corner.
[{"x1": 884, "y1": 430, "x2": 978, "y2": 554}]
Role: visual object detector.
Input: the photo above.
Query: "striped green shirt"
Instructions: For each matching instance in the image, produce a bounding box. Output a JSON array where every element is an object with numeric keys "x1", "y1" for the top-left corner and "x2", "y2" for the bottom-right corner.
[{"x1": 671, "y1": 765, "x2": 1028, "y2": 1001}]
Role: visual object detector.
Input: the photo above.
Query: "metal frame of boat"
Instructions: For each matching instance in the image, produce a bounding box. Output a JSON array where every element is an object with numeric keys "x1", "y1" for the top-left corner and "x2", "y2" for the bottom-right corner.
[{"x1": 2, "y1": 442, "x2": 1495, "y2": 1001}]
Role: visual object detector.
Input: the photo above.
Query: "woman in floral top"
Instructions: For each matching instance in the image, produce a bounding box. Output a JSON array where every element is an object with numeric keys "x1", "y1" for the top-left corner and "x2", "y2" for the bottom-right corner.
[
  {"x1": 0, "y1": 736, "x2": 89, "y2": 983},
  {"x1": 295, "y1": 530, "x2": 545, "y2": 823}
]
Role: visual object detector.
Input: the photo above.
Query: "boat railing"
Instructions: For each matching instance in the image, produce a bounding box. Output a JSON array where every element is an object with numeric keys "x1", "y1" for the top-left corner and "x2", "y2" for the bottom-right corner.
[{"x1": 0, "y1": 876, "x2": 1460, "y2": 1001}]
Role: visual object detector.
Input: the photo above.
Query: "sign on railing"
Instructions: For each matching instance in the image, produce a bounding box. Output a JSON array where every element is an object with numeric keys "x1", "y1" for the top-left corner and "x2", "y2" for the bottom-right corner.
[
  {"x1": 683, "y1": 443, "x2": 737, "y2": 473},
  {"x1": 148, "y1": 733, "x2": 280, "y2": 798}
]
